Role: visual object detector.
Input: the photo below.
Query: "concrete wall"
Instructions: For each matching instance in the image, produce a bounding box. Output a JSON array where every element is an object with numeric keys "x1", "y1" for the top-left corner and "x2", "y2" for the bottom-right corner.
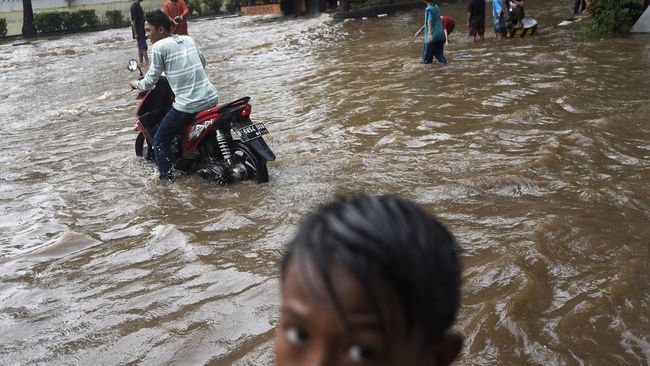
[{"x1": 1, "y1": 0, "x2": 163, "y2": 36}]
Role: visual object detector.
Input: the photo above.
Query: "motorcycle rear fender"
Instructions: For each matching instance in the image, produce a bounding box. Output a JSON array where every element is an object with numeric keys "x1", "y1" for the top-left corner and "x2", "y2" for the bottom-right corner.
[
  {"x1": 231, "y1": 118, "x2": 276, "y2": 161},
  {"x1": 246, "y1": 137, "x2": 276, "y2": 161}
]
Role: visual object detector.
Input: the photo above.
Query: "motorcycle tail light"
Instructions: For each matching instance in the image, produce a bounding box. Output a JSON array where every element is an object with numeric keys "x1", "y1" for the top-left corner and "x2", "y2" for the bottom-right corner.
[{"x1": 241, "y1": 105, "x2": 251, "y2": 117}]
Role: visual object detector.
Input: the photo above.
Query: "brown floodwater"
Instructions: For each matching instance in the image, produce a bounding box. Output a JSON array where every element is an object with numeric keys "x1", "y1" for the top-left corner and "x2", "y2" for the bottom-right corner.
[{"x1": 1, "y1": 1, "x2": 649, "y2": 364}]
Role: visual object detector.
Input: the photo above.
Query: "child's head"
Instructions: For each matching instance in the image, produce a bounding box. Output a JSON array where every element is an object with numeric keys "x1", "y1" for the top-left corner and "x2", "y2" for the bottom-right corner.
[{"x1": 275, "y1": 195, "x2": 463, "y2": 366}]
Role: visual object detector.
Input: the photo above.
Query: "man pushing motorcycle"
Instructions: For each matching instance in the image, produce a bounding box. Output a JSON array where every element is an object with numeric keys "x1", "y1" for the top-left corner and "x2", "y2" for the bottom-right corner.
[{"x1": 130, "y1": 10, "x2": 219, "y2": 181}]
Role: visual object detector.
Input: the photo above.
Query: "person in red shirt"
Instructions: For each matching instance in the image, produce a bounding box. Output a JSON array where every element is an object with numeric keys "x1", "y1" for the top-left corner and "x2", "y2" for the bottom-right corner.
[
  {"x1": 163, "y1": 0, "x2": 190, "y2": 35},
  {"x1": 441, "y1": 15, "x2": 455, "y2": 45}
]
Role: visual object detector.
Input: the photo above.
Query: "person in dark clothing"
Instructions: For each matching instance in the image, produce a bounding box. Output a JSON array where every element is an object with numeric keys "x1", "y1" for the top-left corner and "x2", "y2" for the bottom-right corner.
[
  {"x1": 574, "y1": 0, "x2": 587, "y2": 14},
  {"x1": 130, "y1": 0, "x2": 149, "y2": 65},
  {"x1": 467, "y1": 0, "x2": 485, "y2": 41},
  {"x1": 507, "y1": 0, "x2": 524, "y2": 28}
]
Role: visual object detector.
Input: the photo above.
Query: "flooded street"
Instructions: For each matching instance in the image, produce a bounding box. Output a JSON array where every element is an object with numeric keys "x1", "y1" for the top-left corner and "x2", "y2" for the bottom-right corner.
[{"x1": 1, "y1": 0, "x2": 649, "y2": 364}]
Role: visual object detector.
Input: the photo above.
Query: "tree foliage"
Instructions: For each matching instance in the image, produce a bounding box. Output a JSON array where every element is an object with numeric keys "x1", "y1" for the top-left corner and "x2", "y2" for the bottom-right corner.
[{"x1": 587, "y1": 0, "x2": 647, "y2": 36}]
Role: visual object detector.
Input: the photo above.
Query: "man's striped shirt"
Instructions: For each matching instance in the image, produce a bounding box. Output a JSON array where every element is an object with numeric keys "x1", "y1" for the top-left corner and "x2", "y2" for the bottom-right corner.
[{"x1": 135, "y1": 35, "x2": 218, "y2": 113}]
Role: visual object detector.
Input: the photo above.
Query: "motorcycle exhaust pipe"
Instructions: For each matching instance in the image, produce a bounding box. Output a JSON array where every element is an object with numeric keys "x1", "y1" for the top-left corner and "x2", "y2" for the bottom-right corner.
[
  {"x1": 197, "y1": 163, "x2": 248, "y2": 185},
  {"x1": 198, "y1": 163, "x2": 227, "y2": 184},
  {"x1": 229, "y1": 164, "x2": 248, "y2": 183}
]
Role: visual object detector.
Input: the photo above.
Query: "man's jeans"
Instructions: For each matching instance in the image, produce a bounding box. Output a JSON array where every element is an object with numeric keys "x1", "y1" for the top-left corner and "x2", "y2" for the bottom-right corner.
[
  {"x1": 422, "y1": 40, "x2": 448, "y2": 65},
  {"x1": 154, "y1": 107, "x2": 196, "y2": 180}
]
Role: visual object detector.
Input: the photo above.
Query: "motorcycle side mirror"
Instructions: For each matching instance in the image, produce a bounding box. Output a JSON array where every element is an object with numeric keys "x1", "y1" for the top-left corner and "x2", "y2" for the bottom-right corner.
[{"x1": 127, "y1": 59, "x2": 139, "y2": 72}]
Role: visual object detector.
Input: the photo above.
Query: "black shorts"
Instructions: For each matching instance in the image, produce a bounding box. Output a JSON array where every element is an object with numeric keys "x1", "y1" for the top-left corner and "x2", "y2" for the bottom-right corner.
[{"x1": 469, "y1": 22, "x2": 485, "y2": 36}]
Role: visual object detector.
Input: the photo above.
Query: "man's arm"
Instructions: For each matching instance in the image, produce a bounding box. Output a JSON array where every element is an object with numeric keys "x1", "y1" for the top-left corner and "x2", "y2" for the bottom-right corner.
[
  {"x1": 163, "y1": 3, "x2": 176, "y2": 23},
  {"x1": 180, "y1": 0, "x2": 190, "y2": 18},
  {"x1": 427, "y1": 19, "x2": 433, "y2": 42},
  {"x1": 132, "y1": 46, "x2": 164, "y2": 90}
]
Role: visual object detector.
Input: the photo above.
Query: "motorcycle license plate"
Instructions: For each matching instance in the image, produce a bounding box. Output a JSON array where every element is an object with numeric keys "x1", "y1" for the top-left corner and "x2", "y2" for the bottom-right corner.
[{"x1": 236, "y1": 123, "x2": 269, "y2": 142}]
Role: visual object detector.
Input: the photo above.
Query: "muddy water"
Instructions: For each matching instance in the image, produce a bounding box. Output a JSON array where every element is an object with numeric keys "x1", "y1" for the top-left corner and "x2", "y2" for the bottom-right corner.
[{"x1": 1, "y1": 1, "x2": 649, "y2": 364}]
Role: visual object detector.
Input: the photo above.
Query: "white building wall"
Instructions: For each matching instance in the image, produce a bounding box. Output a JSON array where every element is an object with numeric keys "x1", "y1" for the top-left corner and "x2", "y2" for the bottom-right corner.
[{"x1": 1, "y1": 0, "x2": 163, "y2": 36}]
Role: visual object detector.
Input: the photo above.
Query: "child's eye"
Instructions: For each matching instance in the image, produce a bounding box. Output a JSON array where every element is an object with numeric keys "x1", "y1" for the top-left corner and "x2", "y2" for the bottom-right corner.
[
  {"x1": 284, "y1": 325, "x2": 309, "y2": 346},
  {"x1": 347, "y1": 344, "x2": 375, "y2": 363}
]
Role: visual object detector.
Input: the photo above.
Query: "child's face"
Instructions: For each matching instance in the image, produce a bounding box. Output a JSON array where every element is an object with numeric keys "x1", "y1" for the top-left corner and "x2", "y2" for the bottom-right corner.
[{"x1": 275, "y1": 257, "x2": 460, "y2": 366}]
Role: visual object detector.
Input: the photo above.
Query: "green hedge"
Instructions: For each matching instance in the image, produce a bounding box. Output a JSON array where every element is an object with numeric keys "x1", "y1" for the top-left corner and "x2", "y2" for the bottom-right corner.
[
  {"x1": 0, "y1": 18, "x2": 7, "y2": 38},
  {"x1": 35, "y1": 11, "x2": 66, "y2": 33},
  {"x1": 203, "y1": 0, "x2": 223, "y2": 13},
  {"x1": 225, "y1": 0, "x2": 240, "y2": 12},
  {"x1": 586, "y1": 0, "x2": 647, "y2": 36},
  {"x1": 63, "y1": 11, "x2": 85, "y2": 31},
  {"x1": 187, "y1": 0, "x2": 204, "y2": 16},
  {"x1": 78, "y1": 9, "x2": 99, "y2": 28},
  {"x1": 105, "y1": 9, "x2": 125, "y2": 26},
  {"x1": 34, "y1": 9, "x2": 99, "y2": 33}
]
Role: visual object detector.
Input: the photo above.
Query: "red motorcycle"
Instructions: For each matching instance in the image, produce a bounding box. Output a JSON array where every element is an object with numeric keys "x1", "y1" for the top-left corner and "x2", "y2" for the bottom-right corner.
[{"x1": 127, "y1": 59, "x2": 275, "y2": 184}]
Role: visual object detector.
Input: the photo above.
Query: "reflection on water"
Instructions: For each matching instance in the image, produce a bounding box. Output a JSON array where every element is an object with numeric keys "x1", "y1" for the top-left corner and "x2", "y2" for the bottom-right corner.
[{"x1": 1, "y1": 1, "x2": 649, "y2": 364}]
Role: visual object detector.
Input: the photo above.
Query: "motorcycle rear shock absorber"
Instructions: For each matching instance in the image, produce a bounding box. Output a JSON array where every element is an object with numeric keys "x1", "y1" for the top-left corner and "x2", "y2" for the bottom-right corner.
[{"x1": 216, "y1": 129, "x2": 234, "y2": 164}]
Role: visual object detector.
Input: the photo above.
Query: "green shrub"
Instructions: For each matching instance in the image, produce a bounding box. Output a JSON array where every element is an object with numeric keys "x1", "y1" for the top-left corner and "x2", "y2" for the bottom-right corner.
[
  {"x1": 35, "y1": 11, "x2": 66, "y2": 33},
  {"x1": 225, "y1": 0, "x2": 240, "y2": 12},
  {"x1": 586, "y1": 0, "x2": 645, "y2": 36},
  {"x1": 105, "y1": 9, "x2": 125, "y2": 26},
  {"x1": 203, "y1": 0, "x2": 223, "y2": 13},
  {"x1": 34, "y1": 10, "x2": 99, "y2": 33},
  {"x1": 77, "y1": 9, "x2": 99, "y2": 28},
  {"x1": 62, "y1": 11, "x2": 84, "y2": 31},
  {"x1": 186, "y1": 0, "x2": 204, "y2": 16},
  {"x1": 0, "y1": 18, "x2": 7, "y2": 37}
]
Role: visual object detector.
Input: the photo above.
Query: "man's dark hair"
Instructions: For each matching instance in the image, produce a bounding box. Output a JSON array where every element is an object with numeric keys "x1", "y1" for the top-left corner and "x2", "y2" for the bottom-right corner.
[
  {"x1": 145, "y1": 10, "x2": 171, "y2": 32},
  {"x1": 281, "y1": 194, "x2": 461, "y2": 346}
]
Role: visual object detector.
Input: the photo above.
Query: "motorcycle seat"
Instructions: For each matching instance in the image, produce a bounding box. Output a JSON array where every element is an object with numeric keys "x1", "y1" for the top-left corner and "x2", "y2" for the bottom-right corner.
[
  {"x1": 216, "y1": 97, "x2": 251, "y2": 114},
  {"x1": 195, "y1": 107, "x2": 218, "y2": 120},
  {"x1": 194, "y1": 97, "x2": 251, "y2": 121}
]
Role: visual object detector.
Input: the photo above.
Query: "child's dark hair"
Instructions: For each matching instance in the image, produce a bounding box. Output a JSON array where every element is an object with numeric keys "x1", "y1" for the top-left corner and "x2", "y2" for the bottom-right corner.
[
  {"x1": 145, "y1": 10, "x2": 171, "y2": 32},
  {"x1": 281, "y1": 194, "x2": 460, "y2": 347}
]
